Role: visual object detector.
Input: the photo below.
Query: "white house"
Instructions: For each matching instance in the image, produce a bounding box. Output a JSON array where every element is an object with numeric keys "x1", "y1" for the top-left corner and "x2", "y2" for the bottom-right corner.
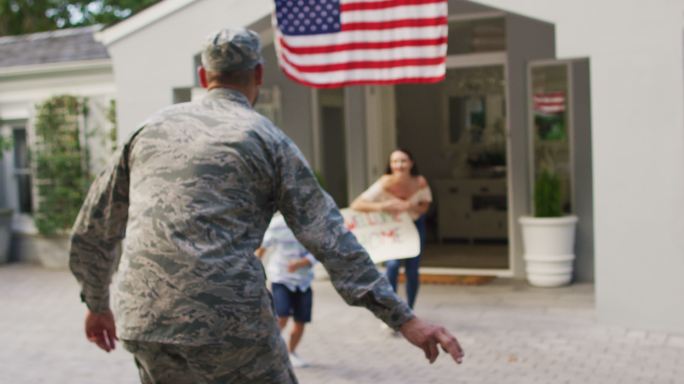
[
  {"x1": 0, "y1": 26, "x2": 116, "y2": 263},
  {"x1": 94, "y1": 0, "x2": 684, "y2": 335},
  {"x1": 4, "y1": 0, "x2": 682, "y2": 336}
]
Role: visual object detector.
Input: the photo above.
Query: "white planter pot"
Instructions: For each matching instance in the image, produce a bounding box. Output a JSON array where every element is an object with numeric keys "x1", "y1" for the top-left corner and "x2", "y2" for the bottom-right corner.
[
  {"x1": 0, "y1": 209, "x2": 12, "y2": 264},
  {"x1": 518, "y1": 215, "x2": 578, "y2": 287}
]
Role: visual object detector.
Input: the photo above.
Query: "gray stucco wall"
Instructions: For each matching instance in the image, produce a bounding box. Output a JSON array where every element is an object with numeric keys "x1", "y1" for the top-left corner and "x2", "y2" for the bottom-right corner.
[
  {"x1": 505, "y1": 13, "x2": 556, "y2": 279},
  {"x1": 344, "y1": 86, "x2": 368, "y2": 199},
  {"x1": 570, "y1": 59, "x2": 594, "y2": 282},
  {"x1": 260, "y1": 44, "x2": 315, "y2": 162}
]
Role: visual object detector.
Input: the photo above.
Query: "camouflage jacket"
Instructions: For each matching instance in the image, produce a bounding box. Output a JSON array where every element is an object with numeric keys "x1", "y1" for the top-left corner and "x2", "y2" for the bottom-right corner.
[{"x1": 69, "y1": 88, "x2": 413, "y2": 345}]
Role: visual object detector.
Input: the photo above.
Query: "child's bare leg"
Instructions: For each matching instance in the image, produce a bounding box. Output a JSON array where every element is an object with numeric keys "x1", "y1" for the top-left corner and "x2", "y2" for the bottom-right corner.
[
  {"x1": 289, "y1": 321, "x2": 306, "y2": 353},
  {"x1": 277, "y1": 316, "x2": 289, "y2": 331}
]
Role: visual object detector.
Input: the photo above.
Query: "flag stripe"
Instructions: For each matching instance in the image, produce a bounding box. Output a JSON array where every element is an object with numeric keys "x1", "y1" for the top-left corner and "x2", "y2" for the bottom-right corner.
[
  {"x1": 535, "y1": 100, "x2": 565, "y2": 106},
  {"x1": 279, "y1": 27, "x2": 446, "y2": 47},
  {"x1": 281, "y1": 54, "x2": 445, "y2": 73},
  {"x1": 341, "y1": 0, "x2": 446, "y2": 12},
  {"x1": 280, "y1": 59, "x2": 445, "y2": 85},
  {"x1": 534, "y1": 96, "x2": 565, "y2": 103},
  {"x1": 343, "y1": 3, "x2": 447, "y2": 22},
  {"x1": 534, "y1": 92, "x2": 566, "y2": 112},
  {"x1": 281, "y1": 68, "x2": 445, "y2": 88},
  {"x1": 342, "y1": 17, "x2": 447, "y2": 31},
  {"x1": 535, "y1": 107, "x2": 565, "y2": 113},
  {"x1": 280, "y1": 44, "x2": 446, "y2": 65},
  {"x1": 278, "y1": 36, "x2": 447, "y2": 54},
  {"x1": 281, "y1": 60, "x2": 445, "y2": 80}
]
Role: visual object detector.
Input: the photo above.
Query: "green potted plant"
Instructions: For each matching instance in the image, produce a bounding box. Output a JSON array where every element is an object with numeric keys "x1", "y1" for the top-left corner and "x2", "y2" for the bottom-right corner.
[
  {"x1": 0, "y1": 135, "x2": 13, "y2": 264},
  {"x1": 32, "y1": 95, "x2": 90, "y2": 269},
  {"x1": 518, "y1": 165, "x2": 578, "y2": 287}
]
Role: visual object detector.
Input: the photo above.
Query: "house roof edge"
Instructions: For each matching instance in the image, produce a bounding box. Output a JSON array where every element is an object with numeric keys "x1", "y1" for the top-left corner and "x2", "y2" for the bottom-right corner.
[{"x1": 95, "y1": 0, "x2": 197, "y2": 46}]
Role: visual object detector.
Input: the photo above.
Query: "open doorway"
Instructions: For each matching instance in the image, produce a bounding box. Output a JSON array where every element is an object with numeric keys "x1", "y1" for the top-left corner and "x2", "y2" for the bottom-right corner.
[{"x1": 395, "y1": 63, "x2": 509, "y2": 272}]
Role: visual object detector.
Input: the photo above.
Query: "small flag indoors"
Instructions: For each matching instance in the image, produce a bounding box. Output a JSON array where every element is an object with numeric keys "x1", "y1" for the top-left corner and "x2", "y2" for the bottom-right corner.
[{"x1": 273, "y1": 0, "x2": 448, "y2": 88}]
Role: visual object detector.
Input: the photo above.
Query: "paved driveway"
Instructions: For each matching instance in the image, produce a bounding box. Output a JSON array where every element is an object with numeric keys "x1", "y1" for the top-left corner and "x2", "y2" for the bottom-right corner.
[{"x1": 1, "y1": 264, "x2": 682, "y2": 384}]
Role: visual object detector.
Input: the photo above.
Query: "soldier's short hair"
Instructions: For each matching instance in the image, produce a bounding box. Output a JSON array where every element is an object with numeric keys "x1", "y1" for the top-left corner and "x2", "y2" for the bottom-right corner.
[{"x1": 201, "y1": 27, "x2": 263, "y2": 74}]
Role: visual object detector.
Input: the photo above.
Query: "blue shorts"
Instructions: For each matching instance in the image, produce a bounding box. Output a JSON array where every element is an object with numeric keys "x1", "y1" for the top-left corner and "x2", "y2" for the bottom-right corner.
[{"x1": 271, "y1": 283, "x2": 313, "y2": 323}]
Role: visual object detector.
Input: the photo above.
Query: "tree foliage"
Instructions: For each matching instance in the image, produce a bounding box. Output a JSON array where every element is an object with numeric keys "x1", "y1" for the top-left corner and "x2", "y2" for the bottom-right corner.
[
  {"x1": 0, "y1": 0, "x2": 159, "y2": 36},
  {"x1": 0, "y1": 0, "x2": 58, "y2": 36}
]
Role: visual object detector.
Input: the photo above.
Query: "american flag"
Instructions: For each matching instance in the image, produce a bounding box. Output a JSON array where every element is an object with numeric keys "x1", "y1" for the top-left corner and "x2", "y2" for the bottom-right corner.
[
  {"x1": 273, "y1": 0, "x2": 448, "y2": 88},
  {"x1": 533, "y1": 92, "x2": 566, "y2": 114}
]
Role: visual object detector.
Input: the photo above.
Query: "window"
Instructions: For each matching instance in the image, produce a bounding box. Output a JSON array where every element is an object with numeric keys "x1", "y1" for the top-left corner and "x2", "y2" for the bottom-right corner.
[
  {"x1": 12, "y1": 127, "x2": 33, "y2": 214},
  {"x1": 442, "y1": 66, "x2": 507, "y2": 180},
  {"x1": 529, "y1": 64, "x2": 572, "y2": 214}
]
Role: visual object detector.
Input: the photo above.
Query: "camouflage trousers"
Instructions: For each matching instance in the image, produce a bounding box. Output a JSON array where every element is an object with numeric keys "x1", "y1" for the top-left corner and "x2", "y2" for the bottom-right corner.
[{"x1": 122, "y1": 336, "x2": 297, "y2": 384}]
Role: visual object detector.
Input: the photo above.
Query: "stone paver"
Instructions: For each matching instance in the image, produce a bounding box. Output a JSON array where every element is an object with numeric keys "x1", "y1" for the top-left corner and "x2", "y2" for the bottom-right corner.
[{"x1": 1, "y1": 264, "x2": 683, "y2": 384}]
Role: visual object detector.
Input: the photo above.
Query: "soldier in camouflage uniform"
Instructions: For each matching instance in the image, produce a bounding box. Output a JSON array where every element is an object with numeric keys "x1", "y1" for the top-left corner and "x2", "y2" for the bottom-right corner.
[{"x1": 70, "y1": 27, "x2": 464, "y2": 384}]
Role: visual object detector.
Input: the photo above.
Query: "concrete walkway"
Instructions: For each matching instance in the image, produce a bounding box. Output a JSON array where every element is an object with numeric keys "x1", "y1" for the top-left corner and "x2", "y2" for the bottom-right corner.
[{"x1": 1, "y1": 264, "x2": 682, "y2": 384}]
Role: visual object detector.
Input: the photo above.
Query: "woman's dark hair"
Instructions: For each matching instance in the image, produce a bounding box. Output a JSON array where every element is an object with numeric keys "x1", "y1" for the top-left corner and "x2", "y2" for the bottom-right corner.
[{"x1": 385, "y1": 147, "x2": 420, "y2": 176}]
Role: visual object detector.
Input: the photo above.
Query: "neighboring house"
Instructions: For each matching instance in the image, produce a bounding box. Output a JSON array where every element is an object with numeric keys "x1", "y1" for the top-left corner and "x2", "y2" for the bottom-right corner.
[
  {"x1": 95, "y1": 0, "x2": 684, "y2": 335},
  {"x1": 0, "y1": 26, "x2": 116, "y2": 263}
]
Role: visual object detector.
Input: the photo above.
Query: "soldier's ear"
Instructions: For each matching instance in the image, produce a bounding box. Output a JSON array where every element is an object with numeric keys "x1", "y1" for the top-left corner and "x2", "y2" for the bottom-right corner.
[
  {"x1": 254, "y1": 64, "x2": 263, "y2": 86},
  {"x1": 198, "y1": 66, "x2": 208, "y2": 88}
]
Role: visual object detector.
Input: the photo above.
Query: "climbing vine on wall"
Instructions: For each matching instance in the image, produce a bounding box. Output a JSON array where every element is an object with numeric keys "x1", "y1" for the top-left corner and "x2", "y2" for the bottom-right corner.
[
  {"x1": 0, "y1": 137, "x2": 11, "y2": 152},
  {"x1": 107, "y1": 99, "x2": 117, "y2": 150},
  {"x1": 33, "y1": 95, "x2": 90, "y2": 235}
]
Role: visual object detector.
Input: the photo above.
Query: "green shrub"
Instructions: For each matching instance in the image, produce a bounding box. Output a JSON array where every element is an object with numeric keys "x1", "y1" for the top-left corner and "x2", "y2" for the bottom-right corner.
[
  {"x1": 534, "y1": 169, "x2": 562, "y2": 218},
  {"x1": 0, "y1": 135, "x2": 11, "y2": 152},
  {"x1": 33, "y1": 95, "x2": 90, "y2": 235},
  {"x1": 107, "y1": 99, "x2": 117, "y2": 150}
]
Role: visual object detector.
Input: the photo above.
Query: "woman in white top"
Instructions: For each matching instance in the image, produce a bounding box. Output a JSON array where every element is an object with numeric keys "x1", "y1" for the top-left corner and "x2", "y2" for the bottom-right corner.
[{"x1": 351, "y1": 148, "x2": 432, "y2": 309}]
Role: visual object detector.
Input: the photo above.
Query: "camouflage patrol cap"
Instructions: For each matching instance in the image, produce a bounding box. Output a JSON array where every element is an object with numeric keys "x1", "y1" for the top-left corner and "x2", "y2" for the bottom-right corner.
[{"x1": 201, "y1": 27, "x2": 263, "y2": 73}]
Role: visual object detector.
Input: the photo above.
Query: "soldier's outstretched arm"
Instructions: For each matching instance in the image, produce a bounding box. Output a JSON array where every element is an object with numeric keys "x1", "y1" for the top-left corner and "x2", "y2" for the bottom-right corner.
[
  {"x1": 272, "y1": 136, "x2": 464, "y2": 364},
  {"x1": 70, "y1": 141, "x2": 132, "y2": 350}
]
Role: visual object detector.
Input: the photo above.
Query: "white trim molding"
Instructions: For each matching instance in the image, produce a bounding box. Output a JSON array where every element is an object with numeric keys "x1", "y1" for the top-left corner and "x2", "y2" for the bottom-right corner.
[
  {"x1": 446, "y1": 52, "x2": 507, "y2": 68},
  {"x1": 95, "y1": 0, "x2": 198, "y2": 46},
  {"x1": 447, "y1": 11, "x2": 505, "y2": 22},
  {"x1": 0, "y1": 59, "x2": 112, "y2": 78}
]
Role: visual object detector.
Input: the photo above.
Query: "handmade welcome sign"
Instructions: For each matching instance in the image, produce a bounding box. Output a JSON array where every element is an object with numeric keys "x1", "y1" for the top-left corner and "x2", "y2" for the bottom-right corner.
[{"x1": 340, "y1": 209, "x2": 420, "y2": 264}]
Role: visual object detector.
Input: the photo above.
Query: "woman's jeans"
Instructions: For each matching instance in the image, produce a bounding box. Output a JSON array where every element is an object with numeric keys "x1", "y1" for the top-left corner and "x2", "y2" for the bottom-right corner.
[{"x1": 386, "y1": 215, "x2": 426, "y2": 309}]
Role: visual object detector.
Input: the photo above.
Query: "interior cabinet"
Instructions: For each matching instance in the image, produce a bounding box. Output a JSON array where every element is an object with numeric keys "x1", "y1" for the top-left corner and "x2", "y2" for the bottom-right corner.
[{"x1": 434, "y1": 179, "x2": 508, "y2": 242}]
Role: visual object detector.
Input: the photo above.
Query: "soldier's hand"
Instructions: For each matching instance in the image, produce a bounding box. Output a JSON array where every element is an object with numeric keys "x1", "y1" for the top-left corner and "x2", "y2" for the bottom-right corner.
[
  {"x1": 399, "y1": 317, "x2": 464, "y2": 364},
  {"x1": 85, "y1": 309, "x2": 118, "y2": 352}
]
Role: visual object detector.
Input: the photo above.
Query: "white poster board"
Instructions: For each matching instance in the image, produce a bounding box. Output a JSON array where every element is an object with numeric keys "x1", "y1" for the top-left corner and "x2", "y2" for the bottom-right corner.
[{"x1": 340, "y1": 209, "x2": 420, "y2": 263}]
